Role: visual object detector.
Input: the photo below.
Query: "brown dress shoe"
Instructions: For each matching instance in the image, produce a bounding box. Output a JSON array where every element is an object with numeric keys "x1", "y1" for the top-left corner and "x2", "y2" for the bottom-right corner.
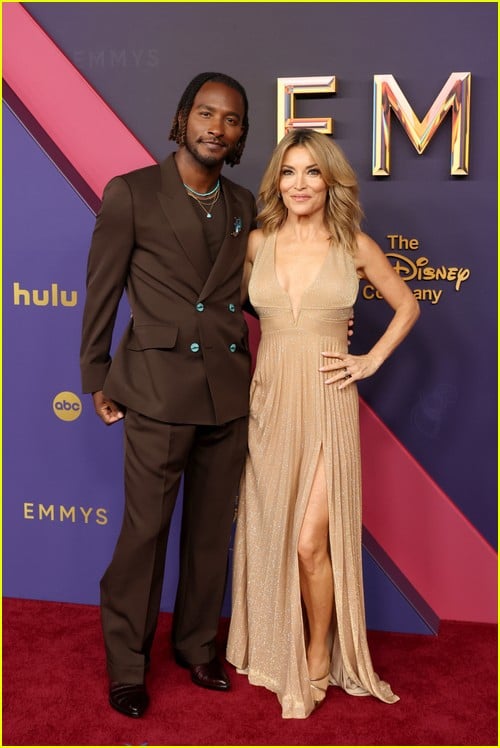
[
  {"x1": 109, "y1": 682, "x2": 149, "y2": 718},
  {"x1": 175, "y1": 653, "x2": 230, "y2": 691}
]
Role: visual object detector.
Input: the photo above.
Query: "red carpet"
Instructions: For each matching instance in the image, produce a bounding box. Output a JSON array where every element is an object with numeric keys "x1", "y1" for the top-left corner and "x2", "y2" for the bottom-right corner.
[{"x1": 2, "y1": 598, "x2": 497, "y2": 746}]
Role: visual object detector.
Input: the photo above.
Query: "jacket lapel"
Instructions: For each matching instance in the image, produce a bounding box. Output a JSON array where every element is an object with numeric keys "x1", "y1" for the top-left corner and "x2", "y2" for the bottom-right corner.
[{"x1": 156, "y1": 154, "x2": 212, "y2": 284}]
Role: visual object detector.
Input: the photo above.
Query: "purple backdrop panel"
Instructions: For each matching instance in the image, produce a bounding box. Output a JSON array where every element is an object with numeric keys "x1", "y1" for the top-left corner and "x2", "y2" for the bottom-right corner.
[{"x1": 3, "y1": 103, "x2": 113, "y2": 602}]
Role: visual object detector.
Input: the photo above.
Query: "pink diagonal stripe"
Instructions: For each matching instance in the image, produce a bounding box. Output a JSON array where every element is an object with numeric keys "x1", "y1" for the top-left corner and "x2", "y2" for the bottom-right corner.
[
  {"x1": 360, "y1": 401, "x2": 496, "y2": 622},
  {"x1": 4, "y1": 2, "x2": 497, "y2": 623},
  {"x1": 2, "y1": 2, "x2": 155, "y2": 196}
]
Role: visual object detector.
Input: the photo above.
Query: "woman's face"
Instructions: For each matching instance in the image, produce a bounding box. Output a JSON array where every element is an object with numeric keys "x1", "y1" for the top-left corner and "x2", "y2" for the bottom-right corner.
[{"x1": 278, "y1": 145, "x2": 328, "y2": 219}]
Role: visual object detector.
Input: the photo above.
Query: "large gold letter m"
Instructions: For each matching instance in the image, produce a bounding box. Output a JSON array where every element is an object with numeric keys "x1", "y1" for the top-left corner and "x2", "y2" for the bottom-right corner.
[{"x1": 372, "y1": 73, "x2": 471, "y2": 176}]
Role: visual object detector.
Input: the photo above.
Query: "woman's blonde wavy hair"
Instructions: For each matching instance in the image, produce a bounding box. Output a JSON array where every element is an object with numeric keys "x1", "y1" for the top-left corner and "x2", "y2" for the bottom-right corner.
[{"x1": 257, "y1": 129, "x2": 363, "y2": 253}]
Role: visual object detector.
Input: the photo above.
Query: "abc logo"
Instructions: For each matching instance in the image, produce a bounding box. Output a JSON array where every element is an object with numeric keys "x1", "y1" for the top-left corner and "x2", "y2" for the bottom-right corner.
[{"x1": 53, "y1": 391, "x2": 82, "y2": 422}]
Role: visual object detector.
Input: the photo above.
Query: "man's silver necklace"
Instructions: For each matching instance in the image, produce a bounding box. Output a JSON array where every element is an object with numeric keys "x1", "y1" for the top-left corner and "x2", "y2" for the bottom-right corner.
[{"x1": 184, "y1": 180, "x2": 221, "y2": 219}]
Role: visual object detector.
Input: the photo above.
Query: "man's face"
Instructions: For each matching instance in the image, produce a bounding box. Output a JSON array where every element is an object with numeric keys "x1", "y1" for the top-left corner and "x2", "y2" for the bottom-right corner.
[{"x1": 184, "y1": 82, "x2": 245, "y2": 168}]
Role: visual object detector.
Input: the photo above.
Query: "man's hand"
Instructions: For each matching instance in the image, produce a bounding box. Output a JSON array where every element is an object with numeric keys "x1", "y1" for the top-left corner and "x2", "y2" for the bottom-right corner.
[{"x1": 92, "y1": 390, "x2": 124, "y2": 425}]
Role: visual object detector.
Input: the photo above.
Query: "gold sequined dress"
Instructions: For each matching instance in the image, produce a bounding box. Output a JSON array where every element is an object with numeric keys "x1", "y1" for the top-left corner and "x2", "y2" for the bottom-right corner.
[{"x1": 226, "y1": 233, "x2": 399, "y2": 718}]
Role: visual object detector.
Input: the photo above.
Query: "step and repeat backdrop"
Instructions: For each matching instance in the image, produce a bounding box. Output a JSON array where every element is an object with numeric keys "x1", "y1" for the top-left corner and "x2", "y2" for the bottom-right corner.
[{"x1": 3, "y1": 2, "x2": 497, "y2": 634}]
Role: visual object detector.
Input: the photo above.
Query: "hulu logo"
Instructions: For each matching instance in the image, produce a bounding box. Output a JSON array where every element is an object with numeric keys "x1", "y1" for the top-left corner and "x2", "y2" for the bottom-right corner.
[{"x1": 13, "y1": 282, "x2": 78, "y2": 307}]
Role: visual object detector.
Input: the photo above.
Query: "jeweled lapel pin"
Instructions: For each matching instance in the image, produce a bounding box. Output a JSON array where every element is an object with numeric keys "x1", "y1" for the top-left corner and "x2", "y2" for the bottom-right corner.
[{"x1": 231, "y1": 217, "x2": 242, "y2": 237}]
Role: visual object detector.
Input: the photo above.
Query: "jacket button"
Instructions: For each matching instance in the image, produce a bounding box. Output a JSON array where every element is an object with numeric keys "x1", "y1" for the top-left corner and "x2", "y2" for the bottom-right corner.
[
  {"x1": 229, "y1": 343, "x2": 237, "y2": 353},
  {"x1": 190, "y1": 343, "x2": 200, "y2": 353},
  {"x1": 228, "y1": 303, "x2": 236, "y2": 312},
  {"x1": 196, "y1": 302, "x2": 204, "y2": 312}
]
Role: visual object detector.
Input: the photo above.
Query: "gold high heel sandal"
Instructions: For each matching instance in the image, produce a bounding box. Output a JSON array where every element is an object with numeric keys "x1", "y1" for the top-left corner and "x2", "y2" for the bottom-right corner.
[{"x1": 310, "y1": 673, "x2": 330, "y2": 707}]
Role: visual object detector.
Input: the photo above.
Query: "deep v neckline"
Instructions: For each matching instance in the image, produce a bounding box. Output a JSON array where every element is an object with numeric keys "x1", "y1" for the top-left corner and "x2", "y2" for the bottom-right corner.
[{"x1": 272, "y1": 233, "x2": 331, "y2": 324}]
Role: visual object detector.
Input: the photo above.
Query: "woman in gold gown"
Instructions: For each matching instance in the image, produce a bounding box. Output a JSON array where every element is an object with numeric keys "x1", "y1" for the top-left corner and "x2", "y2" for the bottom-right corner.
[{"x1": 227, "y1": 129, "x2": 420, "y2": 719}]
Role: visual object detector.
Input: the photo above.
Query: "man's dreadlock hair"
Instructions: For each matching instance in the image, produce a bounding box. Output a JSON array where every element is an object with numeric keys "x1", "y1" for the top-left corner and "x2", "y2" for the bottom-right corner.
[{"x1": 169, "y1": 72, "x2": 249, "y2": 167}]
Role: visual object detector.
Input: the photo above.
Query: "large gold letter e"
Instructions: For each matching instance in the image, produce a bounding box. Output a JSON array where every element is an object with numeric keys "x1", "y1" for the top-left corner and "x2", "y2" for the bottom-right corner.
[{"x1": 277, "y1": 76, "x2": 336, "y2": 143}]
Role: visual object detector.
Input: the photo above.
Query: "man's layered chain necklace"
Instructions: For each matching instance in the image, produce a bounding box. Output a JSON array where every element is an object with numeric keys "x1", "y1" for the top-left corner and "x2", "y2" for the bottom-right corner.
[{"x1": 184, "y1": 180, "x2": 221, "y2": 219}]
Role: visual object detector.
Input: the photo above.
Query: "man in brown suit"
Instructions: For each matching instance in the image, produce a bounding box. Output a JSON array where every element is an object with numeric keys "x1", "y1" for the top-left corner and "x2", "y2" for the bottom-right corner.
[{"x1": 80, "y1": 72, "x2": 255, "y2": 718}]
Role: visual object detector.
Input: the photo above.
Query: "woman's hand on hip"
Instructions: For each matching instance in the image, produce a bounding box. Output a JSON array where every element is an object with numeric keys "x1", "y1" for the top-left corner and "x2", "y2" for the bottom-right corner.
[{"x1": 319, "y1": 351, "x2": 381, "y2": 390}]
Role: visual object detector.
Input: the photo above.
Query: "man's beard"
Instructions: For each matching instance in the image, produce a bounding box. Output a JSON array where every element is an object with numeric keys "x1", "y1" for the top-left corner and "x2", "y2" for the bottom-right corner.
[{"x1": 185, "y1": 134, "x2": 234, "y2": 168}]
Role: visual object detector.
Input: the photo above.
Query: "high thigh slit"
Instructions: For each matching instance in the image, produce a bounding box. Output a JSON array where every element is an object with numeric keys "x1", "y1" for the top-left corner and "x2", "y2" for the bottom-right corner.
[
  {"x1": 227, "y1": 233, "x2": 398, "y2": 718},
  {"x1": 298, "y1": 449, "x2": 333, "y2": 679}
]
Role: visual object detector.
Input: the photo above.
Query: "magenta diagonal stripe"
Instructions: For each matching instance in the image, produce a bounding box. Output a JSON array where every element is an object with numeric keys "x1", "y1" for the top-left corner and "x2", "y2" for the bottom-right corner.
[
  {"x1": 3, "y1": 2, "x2": 496, "y2": 623},
  {"x1": 360, "y1": 403, "x2": 496, "y2": 622},
  {"x1": 2, "y1": 2, "x2": 155, "y2": 196}
]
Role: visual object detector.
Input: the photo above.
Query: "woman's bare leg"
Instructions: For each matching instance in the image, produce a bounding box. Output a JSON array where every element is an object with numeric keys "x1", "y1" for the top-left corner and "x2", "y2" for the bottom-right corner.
[{"x1": 298, "y1": 450, "x2": 333, "y2": 681}]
